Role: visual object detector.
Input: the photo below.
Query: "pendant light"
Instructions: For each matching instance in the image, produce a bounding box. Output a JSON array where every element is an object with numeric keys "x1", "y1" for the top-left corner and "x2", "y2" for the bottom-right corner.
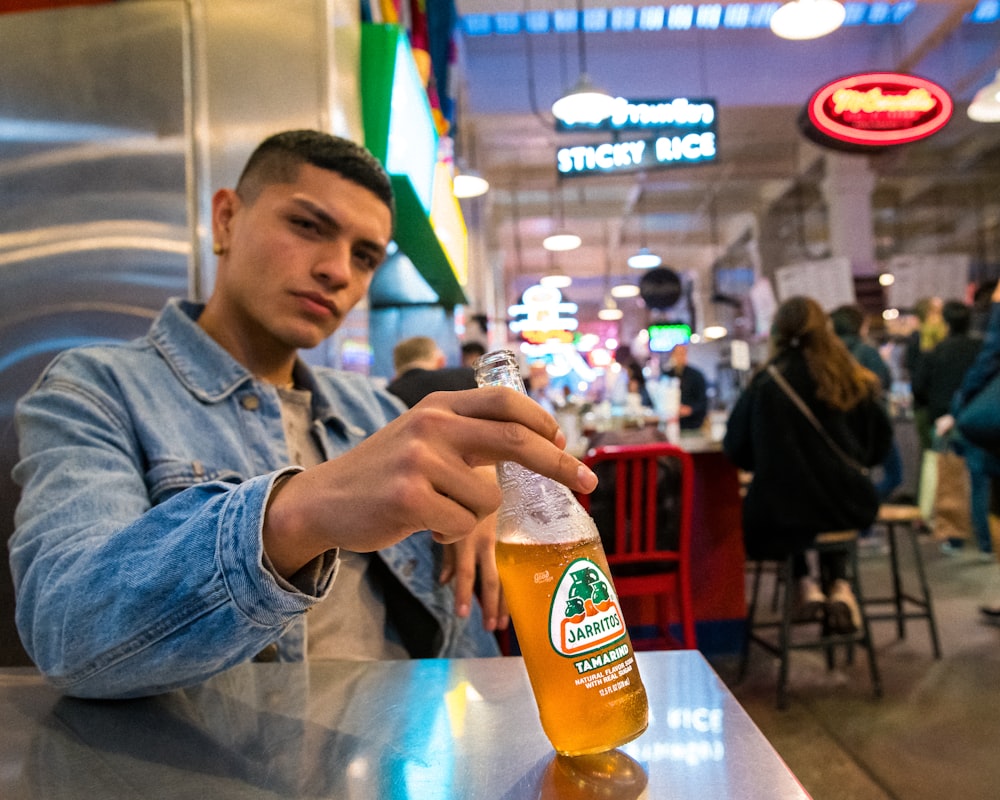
[
  {"x1": 452, "y1": 121, "x2": 490, "y2": 197},
  {"x1": 540, "y1": 265, "x2": 573, "y2": 289},
  {"x1": 598, "y1": 225, "x2": 623, "y2": 320},
  {"x1": 969, "y1": 69, "x2": 1000, "y2": 122},
  {"x1": 543, "y1": 184, "x2": 581, "y2": 252},
  {"x1": 770, "y1": 0, "x2": 845, "y2": 41},
  {"x1": 453, "y1": 169, "x2": 490, "y2": 198},
  {"x1": 551, "y1": 0, "x2": 614, "y2": 126},
  {"x1": 598, "y1": 296, "x2": 623, "y2": 321},
  {"x1": 627, "y1": 185, "x2": 661, "y2": 269}
]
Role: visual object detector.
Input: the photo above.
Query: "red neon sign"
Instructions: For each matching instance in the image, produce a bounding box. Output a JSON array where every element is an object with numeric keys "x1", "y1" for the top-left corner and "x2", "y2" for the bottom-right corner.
[{"x1": 807, "y1": 73, "x2": 953, "y2": 147}]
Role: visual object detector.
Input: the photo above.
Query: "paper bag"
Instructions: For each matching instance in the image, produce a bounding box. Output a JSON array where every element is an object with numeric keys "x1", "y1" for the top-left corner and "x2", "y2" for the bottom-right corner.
[
  {"x1": 918, "y1": 449, "x2": 937, "y2": 522},
  {"x1": 930, "y1": 450, "x2": 972, "y2": 542}
]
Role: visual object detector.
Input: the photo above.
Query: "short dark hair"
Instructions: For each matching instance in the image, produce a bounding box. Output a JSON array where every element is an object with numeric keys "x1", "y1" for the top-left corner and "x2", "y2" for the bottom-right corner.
[
  {"x1": 235, "y1": 130, "x2": 395, "y2": 227},
  {"x1": 830, "y1": 304, "x2": 864, "y2": 337},
  {"x1": 942, "y1": 299, "x2": 971, "y2": 335},
  {"x1": 461, "y1": 341, "x2": 486, "y2": 358}
]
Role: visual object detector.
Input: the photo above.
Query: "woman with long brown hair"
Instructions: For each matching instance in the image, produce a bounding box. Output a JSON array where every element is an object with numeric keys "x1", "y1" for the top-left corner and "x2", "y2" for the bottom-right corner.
[{"x1": 724, "y1": 296, "x2": 893, "y2": 632}]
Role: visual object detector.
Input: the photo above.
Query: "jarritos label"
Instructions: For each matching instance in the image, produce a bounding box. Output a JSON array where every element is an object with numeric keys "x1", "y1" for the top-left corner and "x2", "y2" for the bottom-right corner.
[
  {"x1": 549, "y1": 558, "x2": 626, "y2": 658},
  {"x1": 807, "y1": 72, "x2": 953, "y2": 147}
]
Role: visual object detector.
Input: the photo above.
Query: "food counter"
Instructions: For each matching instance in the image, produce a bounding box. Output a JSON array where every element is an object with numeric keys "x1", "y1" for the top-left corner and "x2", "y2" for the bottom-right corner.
[{"x1": 587, "y1": 427, "x2": 747, "y2": 654}]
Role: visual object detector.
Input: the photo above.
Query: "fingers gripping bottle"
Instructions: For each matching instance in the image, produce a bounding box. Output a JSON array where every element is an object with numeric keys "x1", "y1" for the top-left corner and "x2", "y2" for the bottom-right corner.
[{"x1": 475, "y1": 350, "x2": 649, "y2": 756}]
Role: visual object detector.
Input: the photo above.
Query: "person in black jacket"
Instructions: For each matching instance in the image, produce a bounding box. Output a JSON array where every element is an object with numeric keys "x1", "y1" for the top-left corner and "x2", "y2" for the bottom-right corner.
[
  {"x1": 912, "y1": 300, "x2": 983, "y2": 553},
  {"x1": 830, "y1": 304, "x2": 903, "y2": 507},
  {"x1": 386, "y1": 335, "x2": 477, "y2": 408},
  {"x1": 938, "y1": 281, "x2": 1000, "y2": 574},
  {"x1": 663, "y1": 343, "x2": 708, "y2": 430},
  {"x1": 724, "y1": 296, "x2": 893, "y2": 633},
  {"x1": 912, "y1": 300, "x2": 982, "y2": 425}
]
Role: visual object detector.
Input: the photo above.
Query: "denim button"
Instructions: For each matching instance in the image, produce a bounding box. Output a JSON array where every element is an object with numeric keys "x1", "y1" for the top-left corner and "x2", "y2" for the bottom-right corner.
[{"x1": 241, "y1": 395, "x2": 260, "y2": 411}]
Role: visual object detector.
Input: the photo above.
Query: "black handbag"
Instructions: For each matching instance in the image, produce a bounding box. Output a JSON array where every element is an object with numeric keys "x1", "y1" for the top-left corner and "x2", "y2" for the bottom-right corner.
[{"x1": 955, "y1": 373, "x2": 1000, "y2": 456}]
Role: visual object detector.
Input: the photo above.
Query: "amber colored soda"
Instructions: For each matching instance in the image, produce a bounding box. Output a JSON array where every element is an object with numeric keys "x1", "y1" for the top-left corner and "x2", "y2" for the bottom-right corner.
[{"x1": 496, "y1": 537, "x2": 649, "y2": 756}]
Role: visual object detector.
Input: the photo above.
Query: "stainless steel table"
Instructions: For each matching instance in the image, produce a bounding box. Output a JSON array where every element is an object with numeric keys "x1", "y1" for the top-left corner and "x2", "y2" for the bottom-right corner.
[{"x1": 0, "y1": 651, "x2": 809, "y2": 799}]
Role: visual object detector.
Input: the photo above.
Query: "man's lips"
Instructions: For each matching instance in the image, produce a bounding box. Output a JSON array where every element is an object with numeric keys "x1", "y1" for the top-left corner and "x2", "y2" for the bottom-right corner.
[{"x1": 294, "y1": 291, "x2": 337, "y2": 317}]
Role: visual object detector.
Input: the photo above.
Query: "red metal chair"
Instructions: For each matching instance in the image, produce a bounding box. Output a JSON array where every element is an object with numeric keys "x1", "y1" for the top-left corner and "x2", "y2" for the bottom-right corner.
[{"x1": 576, "y1": 442, "x2": 697, "y2": 650}]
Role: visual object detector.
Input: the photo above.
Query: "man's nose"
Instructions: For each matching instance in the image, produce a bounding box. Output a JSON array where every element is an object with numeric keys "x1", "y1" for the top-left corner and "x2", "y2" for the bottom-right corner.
[{"x1": 313, "y1": 241, "x2": 353, "y2": 284}]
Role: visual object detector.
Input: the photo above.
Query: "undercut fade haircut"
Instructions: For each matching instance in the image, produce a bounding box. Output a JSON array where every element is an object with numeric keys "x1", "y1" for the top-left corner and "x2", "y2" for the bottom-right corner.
[{"x1": 235, "y1": 130, "x2": 395, "y2": 228}]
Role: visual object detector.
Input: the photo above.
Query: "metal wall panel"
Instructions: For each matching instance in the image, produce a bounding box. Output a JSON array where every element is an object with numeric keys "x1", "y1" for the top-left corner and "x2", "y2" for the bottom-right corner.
[
  {"x1": 0, "y1": 1, "x2": 192, "y2": 666},
  {"x1": 0, "y1": 0, "x2": 365, "y2": 666}
]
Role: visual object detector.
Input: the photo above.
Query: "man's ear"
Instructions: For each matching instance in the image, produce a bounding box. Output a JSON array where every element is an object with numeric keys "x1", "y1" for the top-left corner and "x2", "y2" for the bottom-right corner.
[{"x1": 211, "y1": 188, "x2": 239, "y2": 250}]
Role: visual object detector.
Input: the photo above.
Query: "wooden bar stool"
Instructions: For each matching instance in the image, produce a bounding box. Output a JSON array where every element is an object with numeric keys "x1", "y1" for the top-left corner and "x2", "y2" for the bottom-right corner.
[
  {"x1": 739, "y1": 531, "x2": 883, "y2": 710},
  {"x1": 864, "y1": 504, "x2": 942, "y2": 658}
]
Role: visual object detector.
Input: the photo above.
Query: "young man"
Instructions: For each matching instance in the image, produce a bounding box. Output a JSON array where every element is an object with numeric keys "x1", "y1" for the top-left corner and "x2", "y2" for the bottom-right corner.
[{"x1": 10, "y1": 130, "x2": 596, "y2": 699}]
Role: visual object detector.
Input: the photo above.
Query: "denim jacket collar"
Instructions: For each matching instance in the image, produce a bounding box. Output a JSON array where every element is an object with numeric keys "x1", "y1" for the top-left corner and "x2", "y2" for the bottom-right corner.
[{"x1": 151, "y1": 298, "x2": 342, "y2": 429}]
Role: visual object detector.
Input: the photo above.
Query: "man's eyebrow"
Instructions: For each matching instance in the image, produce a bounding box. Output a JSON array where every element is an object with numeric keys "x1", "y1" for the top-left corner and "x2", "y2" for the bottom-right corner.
[
  {"x1": 290, "y1": 196, "x2": 387, "y2": 258},
  {"x1": 290, "y1": 196, "x2": 336, "y2": 229}
]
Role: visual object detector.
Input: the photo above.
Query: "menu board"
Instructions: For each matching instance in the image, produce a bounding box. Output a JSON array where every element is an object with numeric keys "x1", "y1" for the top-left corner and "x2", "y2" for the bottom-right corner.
[
  {"x1": 884, "y1": 253, "x2": 970, "y2": 309},
  {"x1": 774, "y1": 256, "x2": 856, "y2": 311}
]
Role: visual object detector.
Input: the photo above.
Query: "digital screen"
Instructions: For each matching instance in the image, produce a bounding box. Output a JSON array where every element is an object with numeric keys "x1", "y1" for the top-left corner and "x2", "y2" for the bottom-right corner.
[{"x1": 648, "y1": 323, "x2": 691, "y2": 352}]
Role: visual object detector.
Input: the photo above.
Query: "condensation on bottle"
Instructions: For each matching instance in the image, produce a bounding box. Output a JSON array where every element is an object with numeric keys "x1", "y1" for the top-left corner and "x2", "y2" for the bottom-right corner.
[{"x1": 475, "y1": 349, "x2": 649, "y2": 757}]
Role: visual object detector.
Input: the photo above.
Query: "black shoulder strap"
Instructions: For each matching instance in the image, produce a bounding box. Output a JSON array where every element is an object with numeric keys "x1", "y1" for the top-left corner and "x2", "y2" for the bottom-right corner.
[{"x1": 766, "y1": 365, "x2": 869, "y2": 476}]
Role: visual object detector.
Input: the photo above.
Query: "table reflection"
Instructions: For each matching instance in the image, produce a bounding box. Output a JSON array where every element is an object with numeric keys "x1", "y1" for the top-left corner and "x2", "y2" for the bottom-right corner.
[{"x1": 1, "y1": 651, "x2": 808, "y2": 799}]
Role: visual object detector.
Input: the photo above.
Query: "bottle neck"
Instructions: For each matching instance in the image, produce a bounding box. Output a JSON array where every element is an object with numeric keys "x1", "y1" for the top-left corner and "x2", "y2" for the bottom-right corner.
[
  {"x1": 475, "y1": 350, "x2": 591, "y2": 541},
  {"x1": 474, "y1": 349, "x2": 526, "y2": 394}
]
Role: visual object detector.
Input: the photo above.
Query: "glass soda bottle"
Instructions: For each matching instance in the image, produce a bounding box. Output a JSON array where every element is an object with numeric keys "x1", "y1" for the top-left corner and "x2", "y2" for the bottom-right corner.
[{"x1": 475, "y1": 350, "x2": 649, "y2": 756}]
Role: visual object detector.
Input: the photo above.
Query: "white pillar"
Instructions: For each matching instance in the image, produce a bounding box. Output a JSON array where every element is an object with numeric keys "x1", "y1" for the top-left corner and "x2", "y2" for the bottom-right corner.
[{"x1": 821, "y1": 153, "x2": 877, "y2": 276}]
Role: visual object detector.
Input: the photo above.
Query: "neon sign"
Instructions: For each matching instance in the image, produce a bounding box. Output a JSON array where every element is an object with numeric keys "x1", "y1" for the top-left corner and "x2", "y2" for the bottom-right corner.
[
  {"x1": 508, "y1": 284, "x2": 579, "y2": 342},
  {"x1": 556, "y1": 96, "x2": 718, "y2": 177},
  {"x1": 556, "y1": 97, "x2": 716, "y2": 132},
  {"x1": 557, "y1": 134, "x2": 716, "y2": 176},
  {"x1": 805, "y1": 72, "x2": 953, "y2": 148}
]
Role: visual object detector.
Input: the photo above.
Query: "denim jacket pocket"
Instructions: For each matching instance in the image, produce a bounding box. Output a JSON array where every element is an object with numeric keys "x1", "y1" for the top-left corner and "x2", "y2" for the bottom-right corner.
[{"x1": 147, "y1": 458, "x2": 245, "y2": 505}]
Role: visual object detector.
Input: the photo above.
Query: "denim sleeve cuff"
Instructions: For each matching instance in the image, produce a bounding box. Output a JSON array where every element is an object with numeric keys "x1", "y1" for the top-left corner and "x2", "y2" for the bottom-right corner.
[{"x1": 218, "y1": 468, "x2": 339, "y2": 627}]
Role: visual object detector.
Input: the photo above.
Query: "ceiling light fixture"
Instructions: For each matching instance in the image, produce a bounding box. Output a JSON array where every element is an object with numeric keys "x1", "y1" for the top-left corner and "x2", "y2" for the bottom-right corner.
[
  {"x1": 552, "y1": 74, "x2": 616, "y2": 126},
  {"x1": 543, "y1": 184, "x2": 581, "y2": 252},
  {"x1": 610, "y1": 283, "x2": 640, "y2": 298},
  {"x1": 551, "y1": 0, "x2": 615, "y2": 126},
  {"x1": 539, "y1": 272, "x2": 573, "y2": 289},
  {"x1": 770, "y1": 0, "x2": 845, "y2": 41},
  {"x1": 627, "y1": 184, "x2": 661, "y2": 269},
  {"x1": 627, "y1": 247, "x2": 662, "y2": 269},
  {"x1": 453, "y1": 169, "x2": 490, "y2": 198},
  {"x1": 542, "y1": 232, "x2": 582, "y2": 251},
  {"x1": 968, "y1": 68, "x2": 1000, "y2": 122},
  {"x1": 598, "y1": 296, "x2": 623, "y2": 321}
]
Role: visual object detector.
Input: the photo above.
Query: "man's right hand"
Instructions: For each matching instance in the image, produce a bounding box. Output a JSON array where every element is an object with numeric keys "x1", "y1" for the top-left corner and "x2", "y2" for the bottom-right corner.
[{"x1": 261, "y1": 387, "x2": 597, "y2": 578}]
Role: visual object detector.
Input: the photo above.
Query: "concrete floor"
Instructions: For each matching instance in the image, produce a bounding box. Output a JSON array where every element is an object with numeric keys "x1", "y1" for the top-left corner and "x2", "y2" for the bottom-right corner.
[{"x1": 706, "y1": 528, "x2": 1000, "y2": 800}]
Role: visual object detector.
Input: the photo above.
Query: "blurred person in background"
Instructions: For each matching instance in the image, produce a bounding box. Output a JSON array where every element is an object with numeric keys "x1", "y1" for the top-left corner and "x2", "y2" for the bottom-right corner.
[
  {"x1": 662, "y1": 343, "x2": 708, "y2": 431},
  {"x1": 912, "y1": 299, "x2": 984, "y2": 555},
  {"x1": 724, "y1": 296, "x2": 892, "y2": 633},
  {"x1": 387, "y1": 335, "x2": 476, "y2": 408},
  {"x1": 460, "y1": 340, "x2": 486, "y2": 369},
  {"x1": 831, "y1": 304, "x2": 904, "y2": 509},
  {"x1": 905, "y1": 296, "x2": 947, "y2": 451},
  {"x1": 937, "y1": 282, "x2": 1000, "y2": 568}
]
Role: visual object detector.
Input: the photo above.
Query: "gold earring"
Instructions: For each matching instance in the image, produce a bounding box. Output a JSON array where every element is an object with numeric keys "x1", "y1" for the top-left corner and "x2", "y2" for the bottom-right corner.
[{"x1": 212, "y1": 242, "x2": 224, "y2": 255}]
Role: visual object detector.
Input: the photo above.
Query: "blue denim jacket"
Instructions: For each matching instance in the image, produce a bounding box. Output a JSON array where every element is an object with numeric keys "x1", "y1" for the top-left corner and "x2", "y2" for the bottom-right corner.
[{"x1": 10, "y1": 299, "x2": 498, "y2": 698}]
